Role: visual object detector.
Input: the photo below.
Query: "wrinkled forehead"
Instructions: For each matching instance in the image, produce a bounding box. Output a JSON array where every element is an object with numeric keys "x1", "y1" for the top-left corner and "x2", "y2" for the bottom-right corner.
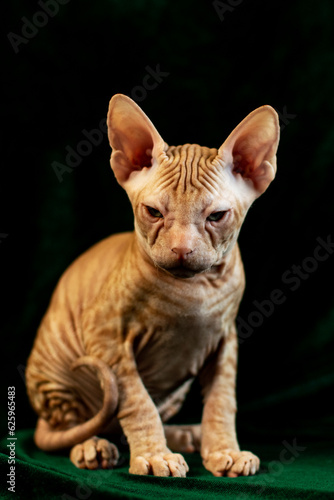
[
  {"x1": 131, "y1": 143, "x2": 243, "y2": 214},
  {"x1": 156, "y1": 144, "x2": 219, "y2": 195},
  {"x1": 147, "y1": 144, "x2": 234, "y2": 209}
]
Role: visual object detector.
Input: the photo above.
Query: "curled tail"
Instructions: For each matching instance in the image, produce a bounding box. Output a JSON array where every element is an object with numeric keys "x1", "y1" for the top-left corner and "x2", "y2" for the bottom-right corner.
[{"x1": 34, "y1": 356, "x2": 118, "y2": 451}]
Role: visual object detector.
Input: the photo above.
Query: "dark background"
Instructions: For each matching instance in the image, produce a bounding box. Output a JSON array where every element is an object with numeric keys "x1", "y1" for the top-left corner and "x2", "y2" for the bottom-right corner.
[{"x1": 2, "y1": 0, "x2": 334, "y2": 447}]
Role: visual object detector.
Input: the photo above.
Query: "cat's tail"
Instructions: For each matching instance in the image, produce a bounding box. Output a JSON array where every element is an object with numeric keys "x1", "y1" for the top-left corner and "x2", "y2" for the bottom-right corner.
[{"x1": 34, "y1": 356, "x2": 118, "y2": 451}]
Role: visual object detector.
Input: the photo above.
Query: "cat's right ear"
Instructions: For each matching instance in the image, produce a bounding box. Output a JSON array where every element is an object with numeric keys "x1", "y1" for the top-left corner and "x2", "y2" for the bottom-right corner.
[{"x1": 107, "y1": 94, "x2": 166, "y2": 185}]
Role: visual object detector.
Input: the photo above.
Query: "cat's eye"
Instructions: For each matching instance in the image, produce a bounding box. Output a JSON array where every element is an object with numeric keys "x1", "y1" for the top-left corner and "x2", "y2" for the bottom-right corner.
[
  {"x1": 207, "y1": 211, "x2": 227, "y2": 222},
  {"x1": 146, "y1": 206, "x2": 163, "y2": 218}
]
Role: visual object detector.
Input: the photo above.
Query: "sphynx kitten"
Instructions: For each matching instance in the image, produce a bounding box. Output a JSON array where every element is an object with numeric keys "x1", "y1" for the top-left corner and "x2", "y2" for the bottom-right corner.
[{"x1": 26, "y1": 94, "x2": 279, "y2": 477}]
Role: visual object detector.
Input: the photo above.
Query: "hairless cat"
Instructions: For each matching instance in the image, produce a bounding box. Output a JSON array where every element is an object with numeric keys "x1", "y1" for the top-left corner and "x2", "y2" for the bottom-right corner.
[{"x1": 26, "y1": 94, "x2": 279, "y2": 477}]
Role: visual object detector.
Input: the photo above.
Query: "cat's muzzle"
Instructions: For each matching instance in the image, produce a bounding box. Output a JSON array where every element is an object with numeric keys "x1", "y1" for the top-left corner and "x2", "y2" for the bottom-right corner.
[{"x1": 160, "y1": 260, "x2": 211, "y2": 279}]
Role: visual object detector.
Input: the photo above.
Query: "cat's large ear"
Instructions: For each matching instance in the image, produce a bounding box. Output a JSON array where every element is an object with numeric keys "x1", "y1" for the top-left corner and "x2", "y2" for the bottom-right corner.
[
  {"x1": 217, "y1": 105, "x2": 280, "y2": 197},
  {"x1": 107, "y1": 94, "x2": 166, "y2": 185}
]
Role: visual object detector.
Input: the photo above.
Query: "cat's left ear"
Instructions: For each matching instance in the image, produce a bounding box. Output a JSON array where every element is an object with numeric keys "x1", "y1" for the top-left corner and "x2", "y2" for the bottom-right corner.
[
  {"x1": 217, "y1": 105, "x2": 280, "y2": 197},
  {"x1": 107, "y1": 94, "x2": 166, "y2": 185}
]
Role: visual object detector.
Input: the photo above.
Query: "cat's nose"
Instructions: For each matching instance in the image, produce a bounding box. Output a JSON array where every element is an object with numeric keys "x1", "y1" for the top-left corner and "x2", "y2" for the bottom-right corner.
[{"x1": 172, "y1": 247, "x2": 193, "y2": 260}]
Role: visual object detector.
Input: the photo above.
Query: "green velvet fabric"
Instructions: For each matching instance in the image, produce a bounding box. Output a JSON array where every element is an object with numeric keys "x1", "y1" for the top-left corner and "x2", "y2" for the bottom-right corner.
[
  {"x1": 1, "y1": 431, "x2": 333, "y2": 499},
  {"x1": 2, "y1": 0, "x2": 334, "y2": 498}
]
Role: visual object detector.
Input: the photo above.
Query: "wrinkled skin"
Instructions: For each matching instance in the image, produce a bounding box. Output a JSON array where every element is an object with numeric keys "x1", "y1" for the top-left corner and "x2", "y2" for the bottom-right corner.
[{"x1": 26, "y1": 94, "x2": 279, "y2": 478}]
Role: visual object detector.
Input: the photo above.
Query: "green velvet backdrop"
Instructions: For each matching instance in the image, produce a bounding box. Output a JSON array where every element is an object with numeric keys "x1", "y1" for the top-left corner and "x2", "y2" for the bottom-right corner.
[{"x1": 2, "y1": 0, "x2": 334, "y2": 498}]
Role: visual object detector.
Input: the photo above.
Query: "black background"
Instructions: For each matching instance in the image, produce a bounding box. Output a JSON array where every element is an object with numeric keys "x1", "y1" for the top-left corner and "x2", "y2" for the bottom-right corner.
[{"x1": 2, "y1": 0, "x2": 334, "y2": 444}]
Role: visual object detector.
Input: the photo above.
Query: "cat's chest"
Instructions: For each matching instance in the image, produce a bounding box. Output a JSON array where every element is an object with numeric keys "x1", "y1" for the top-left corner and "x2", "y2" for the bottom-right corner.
[
  {"x1": 135, "y1": 313, "x2": 221, "y2": 385},
  {"x1": 128, "y1": 274, "x2": 238, "y2": 395}
]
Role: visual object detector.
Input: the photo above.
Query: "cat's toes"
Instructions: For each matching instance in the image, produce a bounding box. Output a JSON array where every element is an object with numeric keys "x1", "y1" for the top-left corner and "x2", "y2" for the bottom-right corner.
[
  {"x1": 164, "y1": 424, "x2": 201, "y2": 453},
  {"x1": 70, "y1": 437, "x2": 119, "y2": 470},
  {"x1": 129, "y1": 452, "x2": 189, "y2": 477},
  {"x1": 226, "y1": 450, "x2": 260, "y2": 477},
  {"x1": 203, "y1": 449, "x2": 260, "y2": 477}
]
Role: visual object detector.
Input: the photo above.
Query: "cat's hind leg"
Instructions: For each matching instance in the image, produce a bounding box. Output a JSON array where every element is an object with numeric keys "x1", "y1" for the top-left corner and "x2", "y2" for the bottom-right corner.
[
  {"x1": 164, "y1": 424, "x2": 201, "y2": 453},
  {"x1": 30, "y1": 356, "x2": 119, "y2": 466}
]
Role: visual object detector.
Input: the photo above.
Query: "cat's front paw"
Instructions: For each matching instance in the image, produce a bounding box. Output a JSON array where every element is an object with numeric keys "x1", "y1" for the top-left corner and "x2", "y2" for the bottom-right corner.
[
  {"x1": 203, "y1": 449, "x2": 260, "y2": 477},
  {"x1": 129, "y1": 452, "x2": 189, "y2": 477}
]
